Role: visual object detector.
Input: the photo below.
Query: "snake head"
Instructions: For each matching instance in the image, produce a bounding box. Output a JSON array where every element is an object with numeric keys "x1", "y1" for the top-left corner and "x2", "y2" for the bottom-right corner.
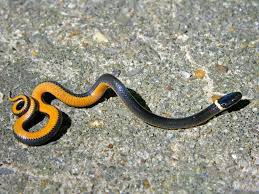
[
  {"x1": 217, "y1": 92, "x2": 242, "y2": 109},
  {"x1": 9, "y1": 92, "x2": 32, "y2": 117}
]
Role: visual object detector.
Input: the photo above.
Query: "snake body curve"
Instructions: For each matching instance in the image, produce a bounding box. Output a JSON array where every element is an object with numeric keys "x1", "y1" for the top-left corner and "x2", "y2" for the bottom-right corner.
[{"x1": 9, "y1": 74, "x2": 242, "y2": 146}]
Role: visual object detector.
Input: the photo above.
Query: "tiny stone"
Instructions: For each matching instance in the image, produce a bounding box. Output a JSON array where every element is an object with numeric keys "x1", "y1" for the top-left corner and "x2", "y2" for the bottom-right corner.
[
  {"x1": 68, "y1": 31, "x2": 80, "y2": 38},
  {"x1": 180, "y1": 71, "x2": 191, "y2": 79},
  {"x1": 255, "y1": 157, "x2": 259, "y2": 166},
  {"x1": 240, "y1": 43, "x2": 248, "y2": 49},
  {"x1": 176, "y1": 190, "x2": 188, "y2": 194},
  {"x1": 228, "y1": 26, "x2": 236, "y2": 32},
  {"x1": 215, "y1": 64, "x2": 229, "y2": 73},
  {"x1": 107, "y1": 143, "x2": 113, "y2": 149},
  {"x1": 143, "y1": 179, "x2": 151, "y2": 189},
  {"x1": 216, "y1": 43, "x2": 224, "y2": 48},
  {"x1": 31, "y1": 49, "x2": 38, "y2": 57},
  {"x1": 231, "y1": 154, "x2": 237, "y2": 160},
  {"x1": 233, "y1": 115, "x2": 238, "y2": 120},
  {"x1": 70, "y1": 166, "x2": 80, "y2": 175},
  {"x1": 137, "y1": 151, "x2": 150, "y2": 160},
  {"x1": 248, "y1": 43, "x2": 256, "y2": 48},
  {"x1": 176, "y1": 34, "x2": 189, "y2": 42},
  {"x1": 67, "y1": 3, "x2": 76, "y2": 9},
  {"x1": 125, "y1": 79, "x2": 131, "y2": 85},
  {"x1": 0, "y1": 92, "x2": 3, "y2": 103},
  {"x1": 89, "y1": 120, "x2": 104, "y2": 128},
  {"x1": 40, "y1": 179, "x2": 49, "y2": 188},
  {"x1": 254, "y1": 124, "x2": 259, "y2": 133},
  {"x1": 193, "y1": 69, "x2": 206, "y2": 79},
  {"x1": 165, "y1": 85, "x2": 173, "y2": 91},
  {"x1": 81, "y1": 41, "x2": 89, "y2": 48},
  {"x1": 93, "y1": 32, "x2": 109, "y2": 43},
  {"x1": 211, "y1": 95, "x2": 222, "y2": 103}
]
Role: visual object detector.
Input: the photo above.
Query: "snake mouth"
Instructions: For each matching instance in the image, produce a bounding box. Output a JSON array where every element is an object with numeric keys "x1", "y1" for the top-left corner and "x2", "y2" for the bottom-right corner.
[{"x1": 218, "y1": 92, "x2": 242, "y2": 109}]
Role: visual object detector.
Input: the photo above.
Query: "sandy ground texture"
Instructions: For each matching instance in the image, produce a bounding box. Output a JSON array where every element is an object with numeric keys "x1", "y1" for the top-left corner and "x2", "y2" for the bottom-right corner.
[{"x1": 0, "y1": 0, "x2": 258, "y2": 193}]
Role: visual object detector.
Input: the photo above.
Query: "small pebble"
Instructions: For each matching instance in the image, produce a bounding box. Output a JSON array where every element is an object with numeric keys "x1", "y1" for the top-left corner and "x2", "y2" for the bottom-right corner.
[
  {"x1": 93, "y1": 32, "x2": 109, "y2": 43},
  {"x1": 81, "y1": 41, "x2": 89, "y2": 48},
  {"x1": 0, "y1": 92, "x2": 3, "y2": 103},
  {"x1": 211, "y1": 95, "x2": 222, "y2": 102},
  {"x1": 89, "y1": 120, "x2": 104, "y2": 128},
  {"x1": 240, "y1": 43, "x2": 248, "y2": 49},
  {"x1": 180, "y1": 71, "x2": 191, "y2": 79},
  {"x1": 31, "y1": 49, "x2": 38, "y2": 57},
  {"x1": 248, "y1": 41, "x2": 256, "y2": 48},
  {"x1": 40, "y1": 179, "x2": 49, "y2": 188},
  {"x1": 231, "y1": 154, "x2": 237, "y2": 160},
  {"x1": 255, "y1": 157, "x2": 259, "y2": 166},
  {"x1": 107, "y1": 143, "x2": 113, "y2": 149},
  {"x1": 215, "y1": 64, "x2": 229, "y2": 73},
  {"x1": 176, "y1": 34, "x2": 189, "y2": 42},
  {"x1": 254, "y1": 124, "x2": 259, "y2": 133},
  {"x1": 68, "y1": 31, "x2": 80, "y2": 38},
  {"x1": 67, "y1": 3, "x2": 76, "y2": 9},
  {"x1": 216, "y1": 43, "x2": 224, "y2": 48},
  {"x1": 233, "y1": 115, "x2": 238, "y2": 120},
  {"x1": 228, "y1": 26, "x2": 236, "y2": 33},
  {"x1": 193, "y1": 69, "x2": 206, "y2": 79},
  {"x1": 70, "y1": 165, "x2": 80, "y2": 175},
  {"x1": 165, "y1": 85, "x2": 173, "y2": 91},
  {"x1": 143, "y1": 179, "x2": 151, "y2": 189}
]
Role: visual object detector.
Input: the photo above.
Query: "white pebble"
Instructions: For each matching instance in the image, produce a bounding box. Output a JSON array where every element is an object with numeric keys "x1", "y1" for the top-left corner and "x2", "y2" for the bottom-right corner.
[
  {"x1": 255, "y1": 155, "x2": 259, "y2": 165},
  {"x1": 93, "y1": 32, "x2": 109, "y2": 43},
  {"x1": 67, "y1": 3, "x2": 76, "y2": 9},
  {"x1": 231, "y1": 154, "x2": 237, "y2": 160},
  {"x1": 180, "y1": 71, "x2": 191, "y2": 79},
  {"x1": 137, "y1": 150, "x2": 149, "y2": 160},
  {"x1": 125, "y1": 79, "x2": 131, "y2": 85},
  {"x1": 177, "y1": 34, "x2": 189, "y2": 42},
  {"x1": 0, "y1": 92, "x2": 3, "y2": 103}
]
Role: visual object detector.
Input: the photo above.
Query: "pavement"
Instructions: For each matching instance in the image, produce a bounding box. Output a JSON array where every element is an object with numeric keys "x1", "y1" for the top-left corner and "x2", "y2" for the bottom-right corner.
[{"x1": 0, "y1": 0, "x2": 258, "y2": 193}]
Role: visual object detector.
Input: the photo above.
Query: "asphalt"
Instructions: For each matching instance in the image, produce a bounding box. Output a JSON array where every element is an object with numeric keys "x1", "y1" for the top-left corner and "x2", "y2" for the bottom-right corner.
[{"x1": 0, "y1": 0, "x2": 258, "y2": 193}]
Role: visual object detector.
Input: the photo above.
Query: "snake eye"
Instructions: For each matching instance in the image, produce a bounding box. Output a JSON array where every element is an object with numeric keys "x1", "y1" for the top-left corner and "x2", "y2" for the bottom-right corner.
[{"x1": 218, "y1": 92, "x2": 242, "y2": 109}]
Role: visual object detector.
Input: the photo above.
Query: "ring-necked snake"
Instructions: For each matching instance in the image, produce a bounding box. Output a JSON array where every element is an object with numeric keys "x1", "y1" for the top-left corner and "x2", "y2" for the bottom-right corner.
[{"x1": 9, "y1": 73, "x2": 242, "y2": 146}]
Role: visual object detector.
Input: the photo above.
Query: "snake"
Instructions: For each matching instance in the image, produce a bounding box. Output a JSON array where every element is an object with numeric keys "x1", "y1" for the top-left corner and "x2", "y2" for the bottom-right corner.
[{"x1": 9, "y1": 73, "x2": 242, "y2": 146}]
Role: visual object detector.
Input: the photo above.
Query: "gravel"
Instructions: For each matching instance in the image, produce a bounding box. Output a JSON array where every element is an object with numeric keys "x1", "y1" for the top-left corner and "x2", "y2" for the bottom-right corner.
[{"x1": 0, "y1": 0, "x2": 258, "y2": 193}]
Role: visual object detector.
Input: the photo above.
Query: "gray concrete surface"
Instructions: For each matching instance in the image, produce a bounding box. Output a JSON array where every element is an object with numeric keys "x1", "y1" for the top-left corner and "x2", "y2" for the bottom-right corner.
[{"x1": 0, "y1": 0, "x2": 258, "y2": 193}]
